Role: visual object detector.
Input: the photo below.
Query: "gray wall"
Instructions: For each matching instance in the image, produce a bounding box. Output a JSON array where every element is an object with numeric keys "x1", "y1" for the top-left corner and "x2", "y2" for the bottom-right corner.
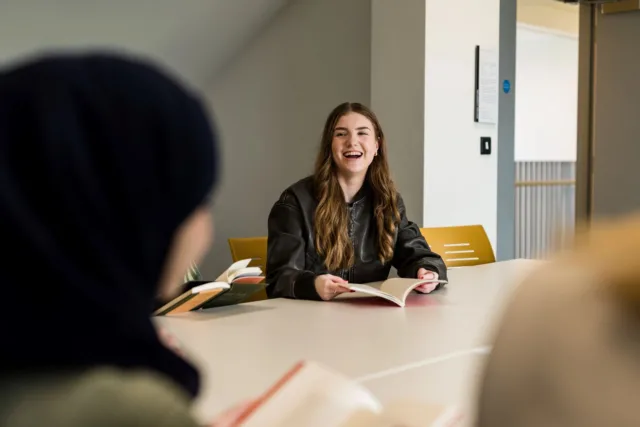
[
  {"x1": 370, "y1": 0, "x2": 426, "y2": 225},
  {"x1": 0, "y1": 0, "x2": 291, "y2": 92},
  {"x1": 585, "y1": 10, "x2": 640, "y2": 219},
  {"x1": 202, "y1": 0, "x2": 372, "y2": 276}
]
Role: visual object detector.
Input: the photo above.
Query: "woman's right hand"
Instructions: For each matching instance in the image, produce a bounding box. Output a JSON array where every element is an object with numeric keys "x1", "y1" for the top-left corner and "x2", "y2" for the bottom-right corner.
[{"x1": 314, "y1": 274, "x2": 351, "y2": 301}]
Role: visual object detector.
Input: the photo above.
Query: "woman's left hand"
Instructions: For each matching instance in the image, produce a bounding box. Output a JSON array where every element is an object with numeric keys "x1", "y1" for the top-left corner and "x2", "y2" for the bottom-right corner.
[{"x1": 415, "y1": 268, "x2": 439, "y2": 294}]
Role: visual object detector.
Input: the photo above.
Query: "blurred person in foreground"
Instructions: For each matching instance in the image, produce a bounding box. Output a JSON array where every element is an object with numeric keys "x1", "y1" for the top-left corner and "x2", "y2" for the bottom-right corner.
[
  {"x1": 0, "y1": 52, "x2": 246, "y2": 426},
  {"x1": 476, "y1": 214, "x2": 640, "y2": 427}
]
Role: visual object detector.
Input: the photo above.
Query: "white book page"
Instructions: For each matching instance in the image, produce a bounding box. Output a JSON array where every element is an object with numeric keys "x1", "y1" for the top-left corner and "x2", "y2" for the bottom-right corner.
[
  {"x1": 190, "y1": 282, "x2": 230, "y2": 293},
  {"x1": 215, "y1": 258, "x2": 252, "y2": 282},
  {"x1": 347, "y1": 281, "x2": 402, "y2": 306},
  {"x1": 348, "y1": 278, "x2": 448, "y2": 306},
  {"x1": 348, "y1": 279, "x2": 422, "y2": 306},
  {"x1": 342, "y1": 402, "x2": 463, "y2": 427},
  {"x1": 378, "y1": 278, "x2": 425, "y2": 303},
  {"x1": 381, "y1": 402, "x2": 464, "y2": 427},
  {"x1": 242, "y1": 362, "x2": 383, "y2": 427},
  {"x1": 228, "y1": 266, "x2": 263, "y2": 282}
]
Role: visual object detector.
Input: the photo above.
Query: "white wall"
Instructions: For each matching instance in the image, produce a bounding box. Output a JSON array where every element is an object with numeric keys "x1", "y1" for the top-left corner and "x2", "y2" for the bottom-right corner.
[
  {"x1": 515, "y1": 24, "x2": 578, "y2": 162},
  {"x1": 423, "y1": 0, "x2": 501, "y2": 250},
  {"x1": 203, "y1": 0, "x2": 372, "y2": 276}
]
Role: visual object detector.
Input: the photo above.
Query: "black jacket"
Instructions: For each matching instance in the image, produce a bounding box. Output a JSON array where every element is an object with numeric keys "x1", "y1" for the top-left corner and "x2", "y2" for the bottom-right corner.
[{"x1": 265, "y1": 176, "x2": 447, "y2": 300}]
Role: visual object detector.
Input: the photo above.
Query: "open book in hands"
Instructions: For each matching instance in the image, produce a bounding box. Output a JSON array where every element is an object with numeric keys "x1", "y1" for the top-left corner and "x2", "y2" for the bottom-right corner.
[
  {"x1": 153, "y1": 259, "x2": 265, "y2": 316},
  {"x1": 234, "y1": 360, "x2": 463, "y2": 427},
  {"x1": 343, "y1": 277, "x2": 448, "y2": 307}
]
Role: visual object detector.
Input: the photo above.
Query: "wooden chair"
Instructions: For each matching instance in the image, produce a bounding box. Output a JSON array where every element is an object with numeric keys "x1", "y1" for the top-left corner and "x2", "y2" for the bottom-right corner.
[
  {"x1": 420, "y1": 225, "x2": 495, "y2": 267},
  {"x1": 227, "y1": 236, "x2": 268, "y2": 302}
]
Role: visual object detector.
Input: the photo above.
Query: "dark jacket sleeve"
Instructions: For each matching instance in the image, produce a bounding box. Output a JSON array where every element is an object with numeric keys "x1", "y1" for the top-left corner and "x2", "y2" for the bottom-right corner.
[
  {"x1": 391, "y1": 195, "x2": 448, "y2": 282},
  {"x1": 265, "y1": 191, "x2": 321, "y2": 300}
]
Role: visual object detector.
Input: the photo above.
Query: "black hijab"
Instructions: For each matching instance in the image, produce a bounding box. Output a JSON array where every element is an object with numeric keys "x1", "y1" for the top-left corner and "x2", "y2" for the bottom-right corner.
[{"x1": 0, "y1": 52, "x2": 218, "y2": 398}]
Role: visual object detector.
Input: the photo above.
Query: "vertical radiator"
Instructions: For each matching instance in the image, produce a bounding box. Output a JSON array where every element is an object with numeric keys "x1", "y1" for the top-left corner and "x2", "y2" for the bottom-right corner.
[{"x1": 515, "y1": 161, "x2": 576, "y2": 259}]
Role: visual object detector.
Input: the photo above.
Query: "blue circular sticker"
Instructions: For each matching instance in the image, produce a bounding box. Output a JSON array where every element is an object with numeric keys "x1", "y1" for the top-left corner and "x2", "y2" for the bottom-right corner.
[{"x1": 503, "y1": 80, "x2": 511, "y2": 94}]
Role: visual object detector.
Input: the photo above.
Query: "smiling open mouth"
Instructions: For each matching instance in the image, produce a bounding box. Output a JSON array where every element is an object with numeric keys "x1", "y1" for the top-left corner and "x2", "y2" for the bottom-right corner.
[{"x1": 343, "y1": 151, "x2": 363, "y2": 159}]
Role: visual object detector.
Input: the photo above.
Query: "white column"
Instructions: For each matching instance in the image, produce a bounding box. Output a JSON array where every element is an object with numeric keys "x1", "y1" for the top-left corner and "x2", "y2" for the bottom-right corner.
[{"x1": 423, "y1": 0, "x2": 502, "y2": 251}]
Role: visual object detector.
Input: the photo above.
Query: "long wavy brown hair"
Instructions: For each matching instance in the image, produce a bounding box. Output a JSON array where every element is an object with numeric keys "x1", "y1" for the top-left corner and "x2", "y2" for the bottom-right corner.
[{"x1": 313, "y1": 102, "x2": 400, "y2": 272}]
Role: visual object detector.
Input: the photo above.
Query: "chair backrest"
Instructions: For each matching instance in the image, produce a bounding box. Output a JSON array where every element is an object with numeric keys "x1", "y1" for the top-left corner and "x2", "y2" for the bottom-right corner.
[
  {"x1": 420, "y1": 225, "x2": 495, "y2": 267},
  {"x1": 227, "y1": 236, "x2": 268, "y2": 272},
  {"x1": 227, "y1": 236, "x2": 268, "y2": 302}
]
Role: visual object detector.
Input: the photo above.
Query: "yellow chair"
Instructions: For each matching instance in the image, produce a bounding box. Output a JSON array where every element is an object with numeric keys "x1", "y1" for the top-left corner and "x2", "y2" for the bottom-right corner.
[
  {"x1": 227, "y1": 236, "x2": 268, "y2": 302},
  {"x1": 420, "y1": 225, "x2": 495, "y2": 267}
]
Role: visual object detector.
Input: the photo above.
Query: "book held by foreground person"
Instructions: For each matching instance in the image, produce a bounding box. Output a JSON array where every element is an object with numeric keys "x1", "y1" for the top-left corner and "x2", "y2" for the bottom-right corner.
[
  {"x1": 234, "y1": 360, "x2": 464, "y2": 427},
  {"x1": 153, "y1": 259, "x2": 264, "y2": 316}
]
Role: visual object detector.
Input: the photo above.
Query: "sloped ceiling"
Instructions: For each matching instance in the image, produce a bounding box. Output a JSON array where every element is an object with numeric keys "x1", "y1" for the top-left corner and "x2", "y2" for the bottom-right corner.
[{"x1": 0, "y1": 0, "x2": 292, "y2": 90}]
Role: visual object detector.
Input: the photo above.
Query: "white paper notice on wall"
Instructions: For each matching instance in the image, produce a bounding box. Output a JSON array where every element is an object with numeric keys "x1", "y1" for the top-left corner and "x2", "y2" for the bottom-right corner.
[{"x1": 475, "y1": 47, "x2": 498, "y2": 125}]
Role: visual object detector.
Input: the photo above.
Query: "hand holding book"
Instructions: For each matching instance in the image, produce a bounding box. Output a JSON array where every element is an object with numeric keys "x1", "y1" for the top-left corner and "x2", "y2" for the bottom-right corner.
[
  {"x1": 314, "y1": 274, "x2": 354, "y2": 301},
  {"x1": 414, "y1": 269, "x2": 440, "y2": 294}
]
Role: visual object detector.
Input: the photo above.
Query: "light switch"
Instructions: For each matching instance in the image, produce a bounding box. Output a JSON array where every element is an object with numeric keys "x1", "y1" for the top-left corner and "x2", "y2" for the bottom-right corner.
[{"x1": 480, "y1": 137, "x2": 491, "y2": 155}]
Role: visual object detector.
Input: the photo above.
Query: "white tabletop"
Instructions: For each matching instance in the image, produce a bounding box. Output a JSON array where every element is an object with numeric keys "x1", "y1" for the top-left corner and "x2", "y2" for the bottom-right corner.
[
  {"x1": 361, "y1": 351, "x2": 488, "y2": 426},
  {"x1": 155, "y1": 259, "x2": 540, "y2": 422}
]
